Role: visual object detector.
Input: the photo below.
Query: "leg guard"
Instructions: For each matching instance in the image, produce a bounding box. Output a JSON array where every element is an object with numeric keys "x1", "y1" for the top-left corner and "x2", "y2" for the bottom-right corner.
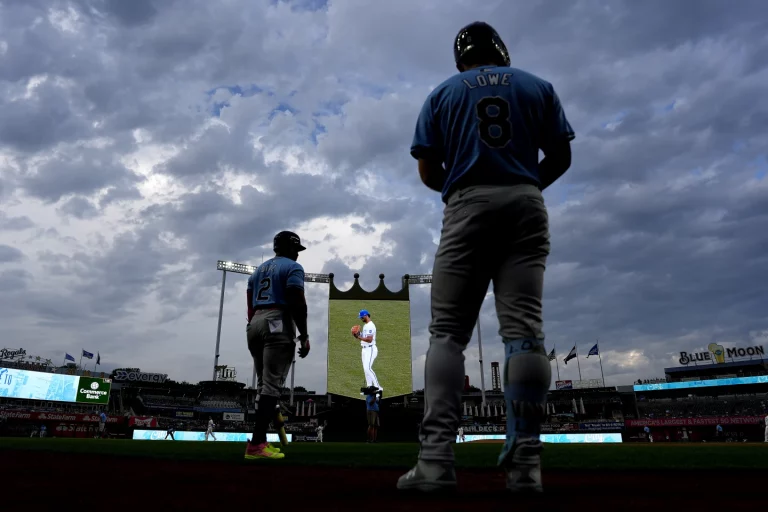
[{"x1": 498, "y1": 338, "x2": 551, "y2": 465}]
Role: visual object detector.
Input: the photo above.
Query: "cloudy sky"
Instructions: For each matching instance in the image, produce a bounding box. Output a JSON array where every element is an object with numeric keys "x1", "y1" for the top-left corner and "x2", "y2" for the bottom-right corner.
[{"x1": 1, "y1": 0, "x2": 766, "y2": 393}]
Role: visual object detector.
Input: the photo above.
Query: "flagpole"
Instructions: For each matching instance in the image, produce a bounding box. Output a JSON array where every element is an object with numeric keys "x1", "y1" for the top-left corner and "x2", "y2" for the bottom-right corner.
[
  {"x1": 554, "y1": 344, "x2": 561, "y2": 381},
  {"x1": 575, "y1": 342, "x2": 582, "y2": 381},
  {"x1": 597, "y1": 339, "x2": 606, "y2": 387},
  {"x1": 79, "y1": 351, "x2": 83, "y2": 370}
]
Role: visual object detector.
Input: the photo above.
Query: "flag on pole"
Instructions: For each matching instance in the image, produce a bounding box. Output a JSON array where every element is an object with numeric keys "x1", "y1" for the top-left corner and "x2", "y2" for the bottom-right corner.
[
  {"x1": 96, "y1": 353, "x2": 101, "y2": 365},
  {"x1": 547, "y1": 348, "x2": 556, "y2": 361},
  {"x1": 82, "y1": 350, "x2": 94, "y2": 359},
  {"x1": 564, "y1": 346, "x2": 577, "y2": 364},
  {"x1": 586, "y1": 343, "x2": 599, "y2": 358},
  {"x1": 64, "y1": 353, "x2": 75, "y2": 362}
]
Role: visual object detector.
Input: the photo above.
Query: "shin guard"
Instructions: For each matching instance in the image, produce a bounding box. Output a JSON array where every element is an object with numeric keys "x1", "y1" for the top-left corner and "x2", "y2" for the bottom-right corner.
[{"x1": 498, "y1": 338, "x2": 552, "y2": 465}]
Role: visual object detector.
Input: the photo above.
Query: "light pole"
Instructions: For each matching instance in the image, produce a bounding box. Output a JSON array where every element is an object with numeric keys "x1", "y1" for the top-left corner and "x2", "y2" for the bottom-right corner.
[
  {"x1": 213, "y1": 270, "x2": 227, "y2": 381},
  {"x1": 477, "y1": 321, "x2": 487, "y2": 408}
]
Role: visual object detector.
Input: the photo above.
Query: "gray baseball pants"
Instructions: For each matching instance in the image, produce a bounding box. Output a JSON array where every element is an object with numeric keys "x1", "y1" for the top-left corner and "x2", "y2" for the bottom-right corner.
[
  {"x1": 418, "y1": 184, "x2": 551, "y2": 462},
  {"x1": 247, "y1": 309, "x2": 295, "y2": 398}
]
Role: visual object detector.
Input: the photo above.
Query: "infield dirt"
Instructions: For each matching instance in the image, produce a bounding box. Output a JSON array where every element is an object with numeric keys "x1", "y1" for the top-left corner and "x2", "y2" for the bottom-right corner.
[{"x1": 3, "y1": 450, "x2": 763, "y2": 511}]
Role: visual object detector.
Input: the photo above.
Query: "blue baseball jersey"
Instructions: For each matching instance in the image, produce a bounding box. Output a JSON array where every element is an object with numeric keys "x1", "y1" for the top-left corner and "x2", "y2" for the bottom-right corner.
[
  {"x1": 366, "y1": 395, "x2": 379, "y2": 412},
  {"x1": 411, "y1": 66, "x2": 575, "y2": 201},
  {"x1": 247, "y1": 256, "x2": 305, "y2": 308}
]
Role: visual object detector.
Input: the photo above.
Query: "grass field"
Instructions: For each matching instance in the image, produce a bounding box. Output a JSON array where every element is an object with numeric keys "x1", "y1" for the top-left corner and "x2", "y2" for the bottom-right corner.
[
  {"x1": 327, "y1": 299, "x2": 412, "y2": 399},
  {"x1": 3, "y1": 438, "x2": 768, "y2": 470}
]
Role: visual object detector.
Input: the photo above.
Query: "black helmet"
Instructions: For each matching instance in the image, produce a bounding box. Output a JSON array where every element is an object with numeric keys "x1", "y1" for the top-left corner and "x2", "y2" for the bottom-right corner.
[
  {"x1": 273, "y1": 231, "x2": 306, "y2": 253},
  {"x1": 454, "y1": 22, "x2": 510, "y2": 71}
]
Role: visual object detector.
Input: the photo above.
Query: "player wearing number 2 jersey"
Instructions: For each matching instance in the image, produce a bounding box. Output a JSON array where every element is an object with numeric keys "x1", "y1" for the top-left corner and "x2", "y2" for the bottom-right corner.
[
  {"x1": 398, "y1": 22, "x2": 574, "y2": 494},
  {"x1": 244, "y1": 231, "x2": 311, "y2": 461}
]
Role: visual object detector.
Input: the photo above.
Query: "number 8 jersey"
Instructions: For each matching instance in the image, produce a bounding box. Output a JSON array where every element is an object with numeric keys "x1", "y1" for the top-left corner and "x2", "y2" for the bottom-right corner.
[
  {"x1": 247, "y1": 256, "x2": 305, "y2": 309},
  {"x1": 410, "y1": 65, "x2": 575, "y2": 202}
]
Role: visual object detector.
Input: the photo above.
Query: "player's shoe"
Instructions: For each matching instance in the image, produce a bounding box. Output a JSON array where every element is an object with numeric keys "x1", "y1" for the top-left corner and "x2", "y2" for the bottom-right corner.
[
  {"x1": 498, "y1": 436, "x2": 544, "y2": 493},
  {"x1": 265, "y1": 443, "x2": 281, "y2": 453},
  {"x1": 244, "y1": 441, "x2": 285, "y2": 460},
  {"x1": 396, "y1": 460, "x2": 457, "y2": 492}
]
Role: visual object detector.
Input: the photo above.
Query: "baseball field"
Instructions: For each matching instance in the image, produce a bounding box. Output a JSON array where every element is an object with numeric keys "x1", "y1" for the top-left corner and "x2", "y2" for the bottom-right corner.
[
  {"x1": 2, "y1": 439, "x2": 766, "y2": 510},
  {"x1": 327, "y1": 299, "x2": 412, "y2": 399}
]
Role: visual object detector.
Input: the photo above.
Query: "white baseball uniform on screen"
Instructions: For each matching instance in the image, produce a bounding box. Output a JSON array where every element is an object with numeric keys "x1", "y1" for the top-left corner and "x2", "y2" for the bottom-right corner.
[
  {"x1": 357, "y1": 309, "x2": 382, "y2": 392},
  {"x1": 205, "y1": 418, "x2": 217, "y2": 441},
  {"x1": 764, "y1": 414, "x2": 767, "y2": 443}
]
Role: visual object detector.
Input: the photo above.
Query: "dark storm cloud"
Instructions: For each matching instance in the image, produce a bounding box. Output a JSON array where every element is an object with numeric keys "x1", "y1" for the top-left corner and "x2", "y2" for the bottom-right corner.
[
  {"x1": 0, "y1": 245, "x2": 25, "y2": 263},
  {"x1": 21, "y1": 148, "x2": 142, "y2": 204},
  {"x1": 1, "y1": 0, "x2": 766, "y2": 389},
  {"x1": 0, "y1": 212, "x2": 35, "y2": 230}
]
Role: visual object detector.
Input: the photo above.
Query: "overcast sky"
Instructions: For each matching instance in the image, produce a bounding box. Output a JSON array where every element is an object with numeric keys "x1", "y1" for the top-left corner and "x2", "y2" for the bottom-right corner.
[{"x1": 1, "y1": 0, "x2": 766, "y2": 393}]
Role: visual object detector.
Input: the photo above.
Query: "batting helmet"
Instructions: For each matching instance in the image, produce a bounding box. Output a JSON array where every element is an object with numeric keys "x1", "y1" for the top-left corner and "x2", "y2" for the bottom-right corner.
[
  {"x1": 454, "y1": 22, "x2": 510, "y2": 71},
  {"x1": 273, "y1": 231, "x2": 306, "y2": 253}
]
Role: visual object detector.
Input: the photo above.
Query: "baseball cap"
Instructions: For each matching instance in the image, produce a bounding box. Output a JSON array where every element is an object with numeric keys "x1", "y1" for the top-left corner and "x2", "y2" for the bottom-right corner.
[{"x1": 359, "y1": 309, "x2": 370, "y2": 318}]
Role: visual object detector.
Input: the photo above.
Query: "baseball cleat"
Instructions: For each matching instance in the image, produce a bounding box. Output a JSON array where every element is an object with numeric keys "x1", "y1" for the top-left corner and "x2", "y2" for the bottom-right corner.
[
  {"x1": 265, "y1": 443, "x2": 281, "y2": 453},
  {"x1": 244, "y1": 441, "x2": 285, "y2": 460},
  {"x1": 499, "y1": 436, "x2": 544, "y2": 493},
  {"x1": 396, "y1": 460, "x2": 457, "y2": 492}
]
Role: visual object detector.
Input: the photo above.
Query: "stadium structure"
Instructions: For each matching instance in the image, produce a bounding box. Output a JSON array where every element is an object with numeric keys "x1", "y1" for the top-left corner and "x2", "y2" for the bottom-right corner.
[{"x1": 2, "y1": 338, "x2": 766, "y2": 443}]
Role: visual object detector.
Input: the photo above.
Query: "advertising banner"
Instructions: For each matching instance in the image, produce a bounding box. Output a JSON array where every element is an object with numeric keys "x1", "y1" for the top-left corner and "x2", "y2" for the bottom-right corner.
[
  {"x1": 112, "y1": 370, "x2": 168, "y2": 384},
  {"x1": 555, "y1": 380, "x2": 573, "y2": 390},
  {"x1": 175, "y1": 411, "x2": 195, "y2": 418},
  {"x1": 579, "y1": 421, "x2": 624, "y2": 431},
  {"x1": 128, "y1": 416, "x2": 158, "y2": 428},
  {"x1": 0, "y1": 366, "x2": 111, "y2": 404},
  {"x1": 456, "y1": 433, "x2": 623, "y2": 444},
  {"x1": 223, "y1": 412, "x2": 245, "y2": 421},
  {"x1": 54, "y1": 422, "x2": 100, "y2": 438},
  {"x1": 626, "y1": 416, "x2": 763, "y2": 427},
  {"x1": 573, "y1": 379, "x2": 603, "y2": 389},
  {"x1": 0, "y1": 410, "x2": 124, "y2": 423},
  {"x1": 132, "y1": 430, "x2": 291, "y2": 443}
]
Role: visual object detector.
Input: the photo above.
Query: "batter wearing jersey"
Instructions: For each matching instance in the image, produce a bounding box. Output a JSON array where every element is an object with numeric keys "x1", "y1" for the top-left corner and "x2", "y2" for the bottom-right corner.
[
  {"x1": 353, "y1": 309, "x2": 382, "y2": 393},
  {"x1": 244, "y1": 231, "x2": 311, "y2": 461},
  {"x1": 398, "y1": 22, "x2": 574, "y2": 494}
]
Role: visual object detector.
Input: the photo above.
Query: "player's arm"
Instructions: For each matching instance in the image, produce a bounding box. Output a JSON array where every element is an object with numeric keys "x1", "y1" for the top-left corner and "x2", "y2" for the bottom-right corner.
[
  {"x1": 285, "y1": 264, "x2": 310, "y2": 357},
  {"x1": 538, "y1": 85, "x2": 575, "y2": 191},
  {"x1": 411, "y1": 93, "x2": 445, "y2": 193},
  {"x1": 418, "y1": 159, "x2": 446, "y2": 193},
  {"x1": 246, "y1": 275, "x2": 255, "y2": 323}
]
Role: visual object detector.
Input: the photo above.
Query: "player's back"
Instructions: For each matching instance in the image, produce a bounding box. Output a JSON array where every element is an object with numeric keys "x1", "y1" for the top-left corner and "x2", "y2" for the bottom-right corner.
[
  {"x1": 428, "y1": 66, "x2": 569, "y2": 194},
  {"x1": 248, "y1": 256, "x2": 305, "y2": 308}
]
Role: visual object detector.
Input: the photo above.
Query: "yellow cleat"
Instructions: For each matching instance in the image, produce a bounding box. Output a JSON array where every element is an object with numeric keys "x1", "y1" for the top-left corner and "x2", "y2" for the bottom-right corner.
[
  {"x1": 265, "y1": 443, "x2": 281, "y2": 454},
  {"x1": 244, "y1": 441, "x2": 285, "y2": 460}
]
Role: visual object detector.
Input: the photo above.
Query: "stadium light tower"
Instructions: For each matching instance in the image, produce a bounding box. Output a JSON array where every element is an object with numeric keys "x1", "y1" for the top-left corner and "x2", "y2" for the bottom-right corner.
[{"x1": 407, "y1": 275, "x2": 487, "y2": 407}]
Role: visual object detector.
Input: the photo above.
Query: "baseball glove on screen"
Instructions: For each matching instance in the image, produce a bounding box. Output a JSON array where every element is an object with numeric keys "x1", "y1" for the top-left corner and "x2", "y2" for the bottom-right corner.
[{"x1": 351, "y1": 325, "x2": 361, "y2": 337}]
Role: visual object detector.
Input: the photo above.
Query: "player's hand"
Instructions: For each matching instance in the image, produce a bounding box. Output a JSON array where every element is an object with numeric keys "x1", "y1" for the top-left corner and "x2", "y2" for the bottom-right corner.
[{"x1": 297, "y1": 335, "x2": 310, "y2": 358}]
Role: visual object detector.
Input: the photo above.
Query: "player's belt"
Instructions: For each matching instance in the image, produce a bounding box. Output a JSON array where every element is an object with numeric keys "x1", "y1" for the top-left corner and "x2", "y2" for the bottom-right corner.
[{"x1": 362, "y1": 345, "x2": 375, "y2": 348}]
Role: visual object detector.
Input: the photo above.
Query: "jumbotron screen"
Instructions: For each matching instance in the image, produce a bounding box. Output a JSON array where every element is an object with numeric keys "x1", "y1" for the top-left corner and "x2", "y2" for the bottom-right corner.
[
  {"x1": 0, "y1": 366, "x2": 111, "y2": 405},
  {"x1": 327, "y1": 299, "x2": 413, "y2": 399}
]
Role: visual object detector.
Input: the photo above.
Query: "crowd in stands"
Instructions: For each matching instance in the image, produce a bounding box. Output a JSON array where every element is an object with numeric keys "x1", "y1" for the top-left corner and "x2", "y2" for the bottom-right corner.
[
  {"x1": 636, "y1": 378, "x2": 668, "y2": 385},
  {"x1": 637, "y1": 395, "x2": 768, "y2": 419}
]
